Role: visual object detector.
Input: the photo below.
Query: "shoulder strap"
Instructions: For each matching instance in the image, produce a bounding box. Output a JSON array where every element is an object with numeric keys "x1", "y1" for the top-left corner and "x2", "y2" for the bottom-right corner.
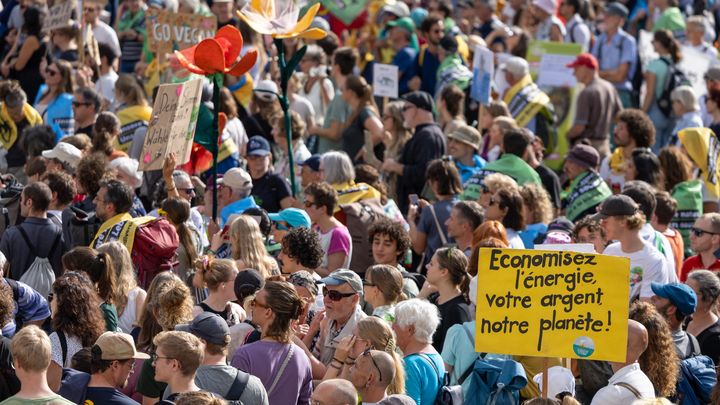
[
  {"x1": 58, "y1": 330, "x2": 67, "y2": 367},
  {"x1": 417, "y1": 353, "x2": 443, "y2": 384},
  {"x1": 427, "y1": 205, "x2": 448, "y2": 245},
  {"x1": 266, "y1": 345, "x2": 294, "y2": 396},
  {"x1": 688, "y1": 333, "x2": 702, "y2": 358},
  {"x1": 47, "y1": 233, "x2": 62, "y2": 259},
  {"x1": 16, "y1": 226, "x2": 35, "y2": 251},
  {"x1": 17, "y1": 226, "x2": 61, "y2": 259},
  {"x1": 227, "y1": 369, "x2": 250, "y2": 400},
  {"x1": 614, "y1": 382, "x2": 642, "y2": 399}
]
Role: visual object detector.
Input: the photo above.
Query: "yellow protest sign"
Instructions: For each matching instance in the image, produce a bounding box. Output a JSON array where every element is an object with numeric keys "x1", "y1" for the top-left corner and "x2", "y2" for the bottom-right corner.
[{"x1": 475, "y1": 248, "x2": 630, "y2": 362}]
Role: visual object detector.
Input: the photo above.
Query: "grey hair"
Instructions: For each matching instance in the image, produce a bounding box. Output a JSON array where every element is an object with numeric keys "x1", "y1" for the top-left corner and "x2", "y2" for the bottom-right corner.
[
  {"x1": 108, "y1": 157, "x2": 143, "y2": 189},
  {"x1": 304, "y1": 44, "x2": 326, "y2": 64},
  {"x1": 321, "y1": 151, "x2": 355, "y2": 185},
  {"x1": 670, "y1": 85, "x2": 698, "y2": 112},
  {"x1": 503, "y1": 57, "x2": 529, "y2": 80},
  {"x1": 394, "y1": 298, "x2": 440, "y2": 343},
  {"x1": 686, "y1": 15, "x2": 707, "y2": 31},
  {"x1": 172, "y1": 170, "x2": 191, "y2": 185},
  {"x1": 687, "y1": 270, "x2": 720, "y2": 304},
  {"x1": 315, "y1": 379, "x2": 358, "y2": 405}
]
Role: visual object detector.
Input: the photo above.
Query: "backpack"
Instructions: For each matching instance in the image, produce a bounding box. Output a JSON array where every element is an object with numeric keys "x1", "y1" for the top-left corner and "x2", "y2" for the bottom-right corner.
[
  {"x1": 417, "y1": 353, "x2": 464, "y2": 405},
  {"x1": 675, "y1": 337, "x2": 716, "y2": 404},
  {"x1": 66, "y1": 205, "x2": 102, "y2": 248},
  {"x1": 0, "y1": 178, "x2": 23, "y2": 240},
  {"x1": 130, "y1": 217, "x2": 179, "y2": 289},
  {"x1": 16, "y1": 226, "x2": 61, "y2": 298},
  {"x1": 656, "y1": 57, "x2": 690, "y2": 117},
  {"x1": 463, "y1": 354, "x2": 528, "y2": 405},
  {"x1": 338, "y1": 198, "x2": 386, "y2": 276},
  {"x1": 57, "y1": 368, "x2": 90, "y2": 405},
  {"x1": 223, "y1": 369, "x2": 250, "y2": 405}
]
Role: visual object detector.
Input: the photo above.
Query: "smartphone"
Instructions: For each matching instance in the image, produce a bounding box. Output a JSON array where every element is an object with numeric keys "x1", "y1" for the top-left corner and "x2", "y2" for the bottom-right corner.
[{"x1": 409, "y1": 194, "x2": 419, "y2": 206}]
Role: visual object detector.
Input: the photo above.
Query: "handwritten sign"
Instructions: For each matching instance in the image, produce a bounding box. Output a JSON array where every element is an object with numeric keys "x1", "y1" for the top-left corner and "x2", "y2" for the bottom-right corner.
[
  {"x1": 471, "y1": 45, "x2": 494, "y2": 104},
  {"x1": 146, "y1": 9, "x2": 217, "y2": 54},
  {"x1": 139, "y1": 78, "x2": 203, "y2": 171},
  {"x1": 372, "y1": 64, "x2": 399, "y2": 99},
  {"x1": 44, "y1": 0, "x2": 75, "y2": 32},
  {"x1": 475, "y1": 248, "x2": 630, "y2": 362}
]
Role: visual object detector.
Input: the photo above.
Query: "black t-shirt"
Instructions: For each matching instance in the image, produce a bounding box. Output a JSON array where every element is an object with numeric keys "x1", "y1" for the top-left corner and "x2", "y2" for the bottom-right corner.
[
  {"x1": 251, "y1": 171, "x2": 292, "y2": 213},
  {"x1": 0, "y1": 337, "x2": 19, "y2": 400},
  {"x1": 85, "y1": 387, "x2": 139, "y2": 404},
  {"x1": 76, "y1": 124, "x2": 94, "y2": 137},
  {"x1": 696, "y1": 319, "x2": 720, "y2": 366},
  {"x1": 6, "y1": 119, "x2": 29, "y2": 168},
  {"x1": 535, "y1": 164, "x2": 562, "y2": 209},
  {"x1": 430, "y1": 293, "x2": 472, "y2": 352}
]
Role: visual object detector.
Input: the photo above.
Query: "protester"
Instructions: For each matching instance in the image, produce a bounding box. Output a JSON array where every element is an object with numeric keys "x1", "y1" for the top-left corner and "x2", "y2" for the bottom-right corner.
[
  {"x1": 311, "y1": 379, "x2": 358, "y2": 405},
  {"x1": 685, "y1": 270, "x2": 720, "y2": 365},
  {"x1": 85, "y1": 331, "x2": 149, "y2": 404},
  {"x1": 681, "y1": 213, "x2": 720, "y2": 281},
  {"x1": 363, "y1": 265, "x2": 407, "y2": 322},
  {"x1": 650, "y1": 282, "x2": 699, "y2": 359},
  {"x1": 563, "y1": 144, "x2": 612, "y2": 222},
  {"x1": 304, "y1": 182, "x2": 352, "y2": 275},
  {"x1": 96, "y1": 241, "x2": 146, "y2": 335},
  {"x1": 601, "y1": 109, "x2": 657, "y2": 193}
]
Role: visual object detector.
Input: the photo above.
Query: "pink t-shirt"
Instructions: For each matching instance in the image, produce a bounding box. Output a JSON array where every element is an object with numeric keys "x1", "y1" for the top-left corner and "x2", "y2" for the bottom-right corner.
[{"x1": 316, "y1": 225, "x2": 352, "y2": 268}]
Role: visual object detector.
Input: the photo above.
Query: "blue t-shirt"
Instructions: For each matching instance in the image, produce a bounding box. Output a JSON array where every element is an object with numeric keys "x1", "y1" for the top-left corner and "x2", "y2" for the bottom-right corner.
[
  {"x1": 85, "y1": 387, "x2": 139, "y2": 404},
  {"x1": 456, "y1": 155, "x2": 486, "y2": 186},
  {"x1": 520, "y1": 223, "x2": 548, "y2": 249},
  {"x1": 404, "y1": 352, "x2": 445, "y2": 405},
  {"x1": 417, "y1": 47, "x2": 441, "y2": 95},
  {"x1": 393, "y1": 47, "x2": 418, "y2": 95}
]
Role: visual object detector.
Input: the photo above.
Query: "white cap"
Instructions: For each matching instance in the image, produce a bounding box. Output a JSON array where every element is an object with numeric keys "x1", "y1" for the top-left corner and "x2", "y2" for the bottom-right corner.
[
  {"x1": 108, "y1": 157, "x2": 143, "y2": 189},
  {"x1": 532, "y1": 0, "x2": 557, "y2": 15},
  {"x1": 533, "y1": 366, "x2": 575, "y2": 398},
  {"x1": 254, "y1": 80, "x2": 278, "y2": 102},
  {"x1": 381, "y1": 1, "x2": 410, "y2": 18},
  {"x1": 42, "y1": 142, "x2": 82, "y2": 169},
  {"x1": 219, "y1": 167, "x2": 252, "y2": 190}
]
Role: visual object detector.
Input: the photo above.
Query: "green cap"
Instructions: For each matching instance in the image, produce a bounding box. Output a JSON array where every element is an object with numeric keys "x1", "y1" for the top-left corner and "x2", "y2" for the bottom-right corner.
[{"x1": 387, "y1": 17, "x2": 416, "y2": 35}]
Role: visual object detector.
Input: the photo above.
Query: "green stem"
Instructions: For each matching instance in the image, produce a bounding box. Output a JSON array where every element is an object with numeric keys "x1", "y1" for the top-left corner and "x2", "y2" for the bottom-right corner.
[
  {"x1": 274, "y1": 38, "x2": 297, "y2": 198},
  {"x1": 211, "y1": 74, "x2": 222, "y2": 222}
]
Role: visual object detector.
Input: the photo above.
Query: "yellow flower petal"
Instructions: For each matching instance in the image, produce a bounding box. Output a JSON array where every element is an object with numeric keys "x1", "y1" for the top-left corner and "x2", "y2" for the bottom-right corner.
[
  {"x1": 237, "y1": 10, "x2": 276, "y2": 36},
  {"x1": 275, "y1": 27, "x2": 327, "y2": 40},
  {"x1": 292, "y1": 3, "x2": 320, "y2": 34},
  {"x1": 251, "y1": 0, "x2": 274, "y2": 19}
]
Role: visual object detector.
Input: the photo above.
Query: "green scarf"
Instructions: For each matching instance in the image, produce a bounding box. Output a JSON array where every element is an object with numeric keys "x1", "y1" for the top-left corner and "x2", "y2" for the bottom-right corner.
[
  {"x1": 461, "y1": 154, "x2": 541, "y2": 201},
  {"x1": 564, "y1": 171, "x2": 611, "y2": 222},
  {"x1": 670, "y1": 179, "x2": 703, "y2": 257}
]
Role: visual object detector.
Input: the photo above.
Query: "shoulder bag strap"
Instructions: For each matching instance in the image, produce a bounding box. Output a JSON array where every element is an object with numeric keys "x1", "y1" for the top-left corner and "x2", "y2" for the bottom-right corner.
[
  {"x1": 614, "y1": 382, "x2": 642, "y2": 399},
  {"x1": 58, "y1": 330, "x2": 67, "y2": 367},
  {"x1": 266, "y1": 345, "x2": 295, "y2": 396},
  {"x1": 457, "y1": 325, "x2": 486, "y2": 385},
  {"x1": 16, "y1": 226, "x2": 34, "y2": 251},
  {"x1": 427, "y1": 204, "x2": 448, "y2": 245},
  {"x1": 47, "y1": 233, "x2": 62, "y2": 259},
  {"x1": 227, "y1": 369, "x2": 250, "y2": 400},
  {"x1": 417, "y1": 353, "x2": 443, "y2": 385}
]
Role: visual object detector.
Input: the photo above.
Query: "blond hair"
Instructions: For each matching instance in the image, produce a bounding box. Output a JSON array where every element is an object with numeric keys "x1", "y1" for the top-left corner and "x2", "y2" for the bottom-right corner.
[
  {"x1": 492, "y1": 116, "x2": 518, "y2": 134},
  {"x1": 483, "y1": 173, "x2": 519, "y2": 195},
  {"x1": 365, "y1": 264, "x2": 406, "y2": 305},
  {"x1": 153, "y1": 331, "x2": 205, "y2": 377},
  {"x1": 230, "y1": 215, "x2": 276, "y2": 277},
  {"x1": 357, "y1": 317, "x2": 406, "y2": 395},
  {"x1": 195, "y1": 258, "x2": 238, "y2": 291},
  {"x1": 11, "y1": 325, "x2": 51, "y2": 372},
  {"x1": 97, "y1": 242, "x2": 138, "y2": 316},
  {"x1": 152, "y1": 276, "x2": 194, "y2": 331},
  {"x1": 520, "y1": 183, "x2": 553, "y2": 224}
]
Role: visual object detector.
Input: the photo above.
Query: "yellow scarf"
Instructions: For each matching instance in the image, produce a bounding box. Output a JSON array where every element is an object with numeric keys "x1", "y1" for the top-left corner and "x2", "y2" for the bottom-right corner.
[
  {"x1": 609, "y1": 147, "x2": 626, "y2": 174},
  {"x1": 333, "y1": 181, "x2": 382, "y2": 211},
  {"x1": 0, "y1": 103, "x2": 43, "y2": 150},
  {"x1": 679, "y1": 127, "x2": 720, "y2": 199},
  {"x1": 503, "y1": 75, "x2": 551, "y2": 128},
  {"x1": 91, "y1": 214, "x2": 155, "y2": 253},
  {"x1": 113, "y1": 105, "x2": 152, "y2": 153}
]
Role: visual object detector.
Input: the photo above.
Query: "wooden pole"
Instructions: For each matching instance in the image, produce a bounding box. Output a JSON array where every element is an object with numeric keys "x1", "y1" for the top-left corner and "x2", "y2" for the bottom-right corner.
[{"x1": 541, "y1": 357, "x2": 549, "y2": 398}]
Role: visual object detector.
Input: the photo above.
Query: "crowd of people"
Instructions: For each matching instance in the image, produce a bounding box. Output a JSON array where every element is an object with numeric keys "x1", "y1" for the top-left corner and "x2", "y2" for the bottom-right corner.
[{"x1": 0, "y1": 0, "x2": 717, "y2": 403}]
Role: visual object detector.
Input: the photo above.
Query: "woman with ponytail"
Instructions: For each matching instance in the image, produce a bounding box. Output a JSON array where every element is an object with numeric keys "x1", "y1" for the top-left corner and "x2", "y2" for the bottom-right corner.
[
  {"x1": 340, "y1": 75, "x2": 385, "y2": 162},
  {"x1": 192, "y1": 257, "x2": 245, "y2": 327},
  {"x1": 62, "y1": 247, "x2": 120, "y2": 331},
  {"x1": 363, "y1": 264, "x2": 407, "y2": 323},
  {"x1": 91, "y1": 111, "x2": 127, "y2": 160},
  {"x1": 419, "y1": 247, "x2": 472, "y2": 352},
  {"x1": 324, "y1": 316, "x2": 407, "y2": 395},
  {"x1": 642, "y1": 29, "x2": 683, "y2": 152},
  {"x1": 161, "y1": 198, "x2": 202, "y2": 284},
  {"x1": 231, "y1": 280, "x2": 313, "y2": 405}
]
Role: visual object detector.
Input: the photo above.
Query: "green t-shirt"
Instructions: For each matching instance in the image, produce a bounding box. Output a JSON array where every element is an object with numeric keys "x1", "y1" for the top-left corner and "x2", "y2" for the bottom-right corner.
[
  {"x1": 653, "y1": 7, "x2": 686, "y2": 33},
  {"x1": 0, "y1": 395, "x2": 74, "y2": 405},
  {"x1": 646, "y1": 56, "x2": 672, "y2": 99},
  {"x1": 317, "y1": 92, "x2": 350, "y2": 153},
  {"x1": 100, "y1": 302, "x2": 119, "y2": 332}
]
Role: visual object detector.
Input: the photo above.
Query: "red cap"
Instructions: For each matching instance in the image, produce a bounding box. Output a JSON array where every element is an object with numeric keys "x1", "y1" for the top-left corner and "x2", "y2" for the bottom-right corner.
[{"x1": 566, "y1": 53, "x2": 599, "y2": 70}]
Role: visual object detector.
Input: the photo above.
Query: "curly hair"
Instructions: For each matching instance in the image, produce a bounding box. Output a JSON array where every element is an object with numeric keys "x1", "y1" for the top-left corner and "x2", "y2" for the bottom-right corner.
[
  {"x1": 281, "y1": 227, "x2": 323, "y2": 270},
  {"x1": 230, "y1": 215, "x2": 277, "y2": 278},
  {"x1": 51, "y1": 271, "x2": 105, "y2": 347},
  {"x1": 616, "y1": 109, "x2": 656, "y2": 148},
  {"x1": 658, "y1": 146, "x2": 693, "y2": 191},
  {"x1": 628, "y1": 301, "x2": 679, "y2": 397},
  {"x1": 368, "y1": 218, "x2": 411, "y2": 263},
  {"x1": 75, "y1": 153, "x2": 107, "y2": 197},
  {"x1": 42, "y1": 171, "x2": 76, "y2": 205},
  {"x1": 152, "y1": 275, "x2": 194, "y2": 331},
  {"x1": 572, "y1": 216, "x2": 606, "y2": 241},
  {"x1": 137, "y1": 272, "x2": 181, "y2": 351},
  {"x1": 0, "y1": 281, "x2": 14, "y2": 326},
  {"x1": 520, "y1": 183, "x2": 553, "y2": 224},
  {"x1": 357, "y1": 317, "x2": 406, "y2": 395}
]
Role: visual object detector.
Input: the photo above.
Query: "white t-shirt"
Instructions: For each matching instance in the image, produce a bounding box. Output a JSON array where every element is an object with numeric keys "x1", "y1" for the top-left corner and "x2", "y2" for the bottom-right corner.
[
  {"x1": 291, "y1": 94, "x2": 316, "y2": 128},
  {"x1": 93, "y1": 21, "x2": 121, "y2": 59},
  {"x1": 603, "y1": 240, "x2": 671, "y2": 302},
  {"x1": 96, "y1": 70, "x2": 119, "y2": 105},
  {"x1": 298, "y1": 74, "x2": 334, "y2": 127},
  {"x1": 591, "y1": 363, "x2": 655, "y2": 404},
  {"x1": 224, "y1": 117, "x2": 248, "y2": 155},
  {"x1": 118, "y1": 287, "x2": 143, "y2": 333},
  {"x1": 640, "y1": 223, "x2": 677, "y2": 282},
  {"x1": 49, "y1": 331, "x2": 83, "y2": 368},
  {"x1": 506, "y1": 229, "x2": 526, "y2": 249}
]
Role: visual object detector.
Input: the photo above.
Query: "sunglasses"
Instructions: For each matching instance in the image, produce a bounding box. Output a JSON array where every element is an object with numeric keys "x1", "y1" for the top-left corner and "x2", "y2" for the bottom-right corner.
[
  {"x1": 692, "y1": 227, "x2": 717, "y2": 237},
  {"x1": 251, "y1": 297, "x2": 270, "y2": 309},
  {"x1": 324, "y1": 289, "x2": 357, "y2": 301},
  {"x1": 362, "y1": 349, "x2": 383, "y2": 382},
  {"x1": 304, "y1": 200, "x2": 316, "y2": 208},
  {"x1": 179, "y1": 188, "x2": 195, "y2": 196},
  {"x1": 72, "y1": 101, "x2": 90, "y2": 107},
  {"x1": 46, "y1": 68, "x2": 59, "y2": 76},
  {"x1": 362, "y1": 279, "x2": 375, "y2": 287}
]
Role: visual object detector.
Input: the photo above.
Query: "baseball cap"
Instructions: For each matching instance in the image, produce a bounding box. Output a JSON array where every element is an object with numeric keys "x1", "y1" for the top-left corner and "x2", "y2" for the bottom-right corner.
[
  {"x1": 401, "y1": 91, "x2": 434, "y2": 112},
  {"x1": 299, "y1": 155, "x2": 321, "y2": 172},
  {"x1": 268, "y1": 208, "x2": 311, "y2": 228},
  {"x1": 254, "y1": 80, "x2": 278, "y2": 102},
  {"x1": 566, "y1": 53, "x2": 599, "y2": 70},
  {"x1": 597, "y1": 194, "x2": 639, "y2": 218},
  {"x1": 547, "y1": 217, "x2": 574, "y2": 235},
  {"x1": 288, "y1": 270, "x2": 319, "y2": 296},
  {"x1": 532, "y1": 0, "x2": 557, "y2": 15},
  {"x1": 320, "y1": 269, "x2": 363, "y2": 294},
  {"x1": 565, "y1": 144, "x2": 600, "y2": 170},
  {"x1": 247, "y1": 136, "x2": 271, "y2": 156},
  {"x1": 651, "y1": 282, "x2": 697, "y2": 316},
  {"x1": 447, "y1": 125, "x2": 482, "y2": 150},
  {"x1": 175, "y1": 312, "x2": 230, "y2": 345},
  {"x1": 605, "y1": 2, "x2": 629, "y2": 18},
  {"x1": 533, "y1": 366, "x2": 575, "y2": 398},
  {"x1": 381, "y1": 1, "x2": 410, "y2": 18},
  {"x1": 234, "y1": 269, "x2": 265, "y2": 300},
  {"x1": 218, "y1": 167, "x2": 252, "y2": 189},
  {"x1": 705, "y1": 66, "x2": 720, "y2": 81},
  {"x1": 387, "y1": 17, "x2": 415, "y2": 35},
  {"x1": 94, "y1": 331, "x2": 150, "y2": 360},
  {"x1": 42, "y1": 142, "x2": 82, "y2": 169}
]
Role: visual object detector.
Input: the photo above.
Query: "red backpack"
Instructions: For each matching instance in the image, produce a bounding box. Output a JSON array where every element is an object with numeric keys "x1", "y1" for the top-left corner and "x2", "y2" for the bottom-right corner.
[{"x1": 130, "y1": 217, "x2": 179, "y2": 289}]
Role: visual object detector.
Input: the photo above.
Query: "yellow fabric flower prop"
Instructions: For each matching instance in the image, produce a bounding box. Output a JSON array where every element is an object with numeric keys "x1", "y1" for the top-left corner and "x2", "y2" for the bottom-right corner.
[{"x1": 237, "y1": 0, "x2": 327, "y2": 39}]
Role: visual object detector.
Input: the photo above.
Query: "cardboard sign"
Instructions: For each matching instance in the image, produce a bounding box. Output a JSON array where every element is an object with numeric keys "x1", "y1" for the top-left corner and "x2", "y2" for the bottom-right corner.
[
  {"x1": 471, "y1": 45, "x2": 493, "y2": 104},
  {"x1": 139, "y1": 78, "x2": 204, "y2": 171},
  {"x1": 44, "y1": 0, "x2": 75, "y2": 32},
  {"x1": 475, "y1": 248, "x2": 630, "y2": 362},
  {"x1": 372, "y1": 64, "x2": 399, "y2": 99},
  {"x1": 146, "y1": 9, "x2": 217, "y2": 54}
]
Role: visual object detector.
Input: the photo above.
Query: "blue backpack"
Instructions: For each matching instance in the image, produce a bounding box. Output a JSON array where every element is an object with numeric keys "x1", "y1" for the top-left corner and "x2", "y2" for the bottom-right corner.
[{"x1": 675, "y1": 337, "x2": 716, "y2": 405}]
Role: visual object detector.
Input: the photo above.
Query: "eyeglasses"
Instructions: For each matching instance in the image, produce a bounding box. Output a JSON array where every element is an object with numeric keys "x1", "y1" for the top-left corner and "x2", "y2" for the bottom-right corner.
[
  {"x1": 324, "y1": 290, "x2": 357, "y2": 301},
  {"x1": 362, "y1": 349, "x2": 384, "y2": 382},
  {"x1": 692, "y1": 227, "x2": 718, "y2": 237},
  {"x1": 481, "y1": 184, "x2": 491, "y2": 194},
  {"x1": 150, "y1": 353, "x2": 174, "y2": 363},
  {"x1": 46, "y1": 68, "x2": 58, "y2": 76},
  {"x1": 116, "y1": 359, "x2": 135, "y2": 370},
  {"x1": 179, "y1": 188, "x2": 195, "y2": 196},
  {"x1": 72, "y1": 101, "x2": 90, "y2": 107},
  {"x1": 362, "y1": 279, "x2": 375, "y2": 287},
  {"x1": 251, "y1": 298, "x2": 270, "y2": 309}
]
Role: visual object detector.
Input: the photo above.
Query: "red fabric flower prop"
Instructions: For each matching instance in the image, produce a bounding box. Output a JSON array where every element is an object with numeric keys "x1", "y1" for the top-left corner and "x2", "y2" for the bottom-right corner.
[{"x1": 175, "y1": 25, "x2": 257, "y2": 77}]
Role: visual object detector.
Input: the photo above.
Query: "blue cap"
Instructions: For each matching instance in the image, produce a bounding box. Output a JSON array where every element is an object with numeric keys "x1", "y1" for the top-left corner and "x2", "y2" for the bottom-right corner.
[
  {"x1": 651, "y1": 282, "x2": 697, "y2": 316},
  {"x1": 299, "y1": 154, "x2": 321, "y2": 172},
  {"x1": 247, "y1": 136, "x2": 271, "y2": 156},
  {"x1": 268, "y1": 208, "x2": 311, "y2": 228}
]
